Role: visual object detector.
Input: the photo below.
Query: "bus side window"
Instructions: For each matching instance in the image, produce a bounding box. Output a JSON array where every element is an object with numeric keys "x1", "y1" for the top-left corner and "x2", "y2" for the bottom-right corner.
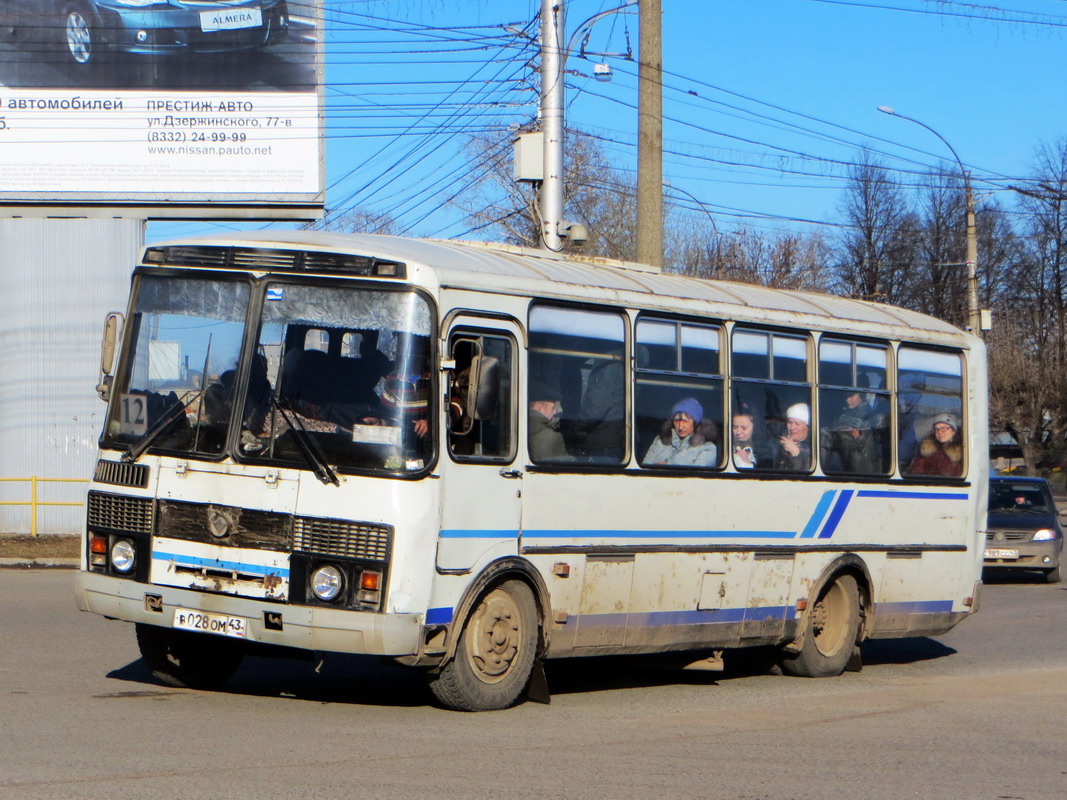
[
  {"x1": 818, "y1": 340, "x2": 892, "y2": 476},
  {"x1": 899, "y1": 347, "x2": 965, "y2": 478},
  {"x1": 529, "y1": 305, "x2": 628, "y2": 465},
  {"x1": 635, "y1": 317, "x2": 724, "y2": 469},
  {"x1": 731, "y1": 329, "x2": 812, "y2": 473},
  {"x1": 448, "y1": 334, "x2": 515, "y2": 461}
]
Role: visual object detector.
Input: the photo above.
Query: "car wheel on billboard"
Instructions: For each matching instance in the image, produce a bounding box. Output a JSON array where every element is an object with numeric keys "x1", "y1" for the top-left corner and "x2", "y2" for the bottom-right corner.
[{"x1": 62, "y1": 4, "x2": 97, "y2": 67}]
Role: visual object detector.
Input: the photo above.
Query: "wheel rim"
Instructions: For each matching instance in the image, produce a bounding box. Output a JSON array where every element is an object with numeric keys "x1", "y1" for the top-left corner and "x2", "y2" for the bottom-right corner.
[
  {"x1": 810, "y1": 579, "x2": 850, "y2": 657},
  {"x1": 464, "y1": 586, "x2": 524, "y2": 685},
  {"x1": 66, "y1": 12, "x2": 91, "y2": 64}
]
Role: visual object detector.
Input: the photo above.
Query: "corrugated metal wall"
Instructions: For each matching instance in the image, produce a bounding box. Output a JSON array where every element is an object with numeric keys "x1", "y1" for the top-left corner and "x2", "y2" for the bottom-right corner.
[{"x1": 0, "y1": 219, "x2": 144, "y2": 534}]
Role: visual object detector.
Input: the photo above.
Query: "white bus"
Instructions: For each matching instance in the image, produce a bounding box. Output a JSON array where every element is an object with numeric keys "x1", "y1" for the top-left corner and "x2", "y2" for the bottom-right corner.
[{"x1": 75, "y1": 233, "x2": 987, "y2": 711}]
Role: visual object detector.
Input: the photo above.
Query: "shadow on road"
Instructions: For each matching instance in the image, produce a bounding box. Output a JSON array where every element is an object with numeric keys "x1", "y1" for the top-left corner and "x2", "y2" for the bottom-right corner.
[{"x1": 102, "y1": 634, "x2": 958, "y2": 709}]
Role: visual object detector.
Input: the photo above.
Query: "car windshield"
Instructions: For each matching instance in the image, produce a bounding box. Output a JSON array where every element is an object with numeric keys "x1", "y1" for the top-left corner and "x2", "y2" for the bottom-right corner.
[
  {"x1": 988, "y1": 482, "x2": 1054, "y2": 513},
  {"x1": 240, "y1": 282, "x2": 434, "y2": 474}
]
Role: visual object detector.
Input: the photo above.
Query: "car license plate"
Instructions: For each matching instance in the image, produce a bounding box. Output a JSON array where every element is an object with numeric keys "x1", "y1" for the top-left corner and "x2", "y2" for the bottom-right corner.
[
  {"x1": 984, "y1": 548, "x2": 1019, "y2": 560},
  {"x1": 200, "y1": 7, "x2": 263, "y2": 32},
  {"x1": 173, "y1": 607, "x2": 248, "y2": 639}
]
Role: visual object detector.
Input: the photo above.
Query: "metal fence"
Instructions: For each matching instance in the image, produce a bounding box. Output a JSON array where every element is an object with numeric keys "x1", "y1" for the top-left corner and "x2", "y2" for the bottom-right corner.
[{"x1": 0, "y1": 478, "x2": 86, "y2": 536}]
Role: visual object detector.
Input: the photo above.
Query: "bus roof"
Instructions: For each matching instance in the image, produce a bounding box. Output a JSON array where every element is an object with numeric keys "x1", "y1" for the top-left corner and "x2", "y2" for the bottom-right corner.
[{"x1": 146, "y1": 231, "x2": 969, "y2": 343}]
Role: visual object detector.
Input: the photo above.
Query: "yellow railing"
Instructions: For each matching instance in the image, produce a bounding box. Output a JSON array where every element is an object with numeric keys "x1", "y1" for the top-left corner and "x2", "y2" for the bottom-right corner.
[{"x1": 0, "y1": 477, "x2": 86, "y2": 537}]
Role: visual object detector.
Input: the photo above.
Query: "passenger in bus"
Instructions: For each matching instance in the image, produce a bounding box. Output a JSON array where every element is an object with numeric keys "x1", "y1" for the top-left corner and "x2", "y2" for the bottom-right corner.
[
  {"x1": 731, "y1": 409, "x2": 765, "y2": 468},
  {"x1": 528, "y1": 380, "x2": 571, "y2": 462},
  {"x1": 824, "y1": 386, "x2": 878, "y2": 473},
  {"x1": 897, "y1": 378, "x2": 927, "y2": 465},
  {"x1": 643, "y1": 397, "x2": 718, "y2": 467},
  {"x1": 572, "y1": 356, "x2": 625, "y2": 462},
  {"x1": 382, "y1": 335, "x2": 432, "y2": 439},
  {"x1": 775, "y1": 403, "x2": 812, "y2": 471},
  {"x1": 906, "y1": 414, "x2": 963, "y2": 477}
]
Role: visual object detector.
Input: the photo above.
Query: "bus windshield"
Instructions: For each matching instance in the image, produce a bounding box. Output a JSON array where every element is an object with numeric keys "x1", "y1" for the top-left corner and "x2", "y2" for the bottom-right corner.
[
  {"x1": 243, "y1": 282, "x2": 434, "y2": 474},
  {"x1": 105, "y1": 275, "x2": 435, "y2": 474},
  {"x1": 104, "y1": 274, "x2": 250, "y2": 457}
]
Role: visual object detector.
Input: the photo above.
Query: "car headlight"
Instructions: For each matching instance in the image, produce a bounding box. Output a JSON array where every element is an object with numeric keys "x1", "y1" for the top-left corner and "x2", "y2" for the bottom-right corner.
[
  {"x1": 113, "y1": 0, "x2": 164, "y2": 6},
  {"x1": 1032, "y1": 528, "x2": 1057, "y2": 541},
  {"x1": 110, "y1": 538, "x2": 136, "y2": 573},
  {"x1": 311, "y1": 564, "x2": 344, "y2": 602}
]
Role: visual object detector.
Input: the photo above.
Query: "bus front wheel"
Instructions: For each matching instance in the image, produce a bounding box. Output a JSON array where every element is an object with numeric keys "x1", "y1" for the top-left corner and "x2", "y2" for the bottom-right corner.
[
  {"x1": 780, "y1": 573, "x2": 860, "y2": 678},
  {"x1": 429, "y1": 579, "x2": 538, "y2": 711},
  {"x1": 136, "y1": 623, "x2": 244, "y2": 690}
]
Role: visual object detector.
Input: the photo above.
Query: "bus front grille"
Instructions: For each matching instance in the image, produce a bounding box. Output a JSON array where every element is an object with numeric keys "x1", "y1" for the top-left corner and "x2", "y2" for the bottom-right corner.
[
  {"x1": 87, "y1": 491, "x2": 154, "y2": 534},
  {"x1": 293, "y1": 517, "x2": 392, "y2": 562}
]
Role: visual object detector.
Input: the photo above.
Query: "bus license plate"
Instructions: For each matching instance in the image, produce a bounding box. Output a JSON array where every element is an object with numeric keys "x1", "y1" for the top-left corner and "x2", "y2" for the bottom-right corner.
[
  {"x1": 173, "y1": 607, "x2": 248, "y2": 639},
  {"x1": 984, "y1": 548, "x2": 1019, "y2": 560}
]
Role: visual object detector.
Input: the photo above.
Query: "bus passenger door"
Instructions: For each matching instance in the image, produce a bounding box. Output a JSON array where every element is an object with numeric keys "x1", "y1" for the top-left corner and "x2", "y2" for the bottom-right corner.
[{"x1": 436, "y1": 322, "x2": 523, "y2": 573}]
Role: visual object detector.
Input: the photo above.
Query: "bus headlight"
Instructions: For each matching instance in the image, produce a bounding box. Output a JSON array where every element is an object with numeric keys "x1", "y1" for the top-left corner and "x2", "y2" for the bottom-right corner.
[
  {"x1": 110, "y1": 538, "x2": 136, "y2": 573},
  {"x1": 311, "y1": 564, "x2": 344, "y2": 602}
]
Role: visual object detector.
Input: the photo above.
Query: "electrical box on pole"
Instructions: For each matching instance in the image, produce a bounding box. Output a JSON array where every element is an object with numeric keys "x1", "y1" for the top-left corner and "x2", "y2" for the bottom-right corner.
[{"x1": 514, "y1": 133, "x2": 545, "y2": 182}]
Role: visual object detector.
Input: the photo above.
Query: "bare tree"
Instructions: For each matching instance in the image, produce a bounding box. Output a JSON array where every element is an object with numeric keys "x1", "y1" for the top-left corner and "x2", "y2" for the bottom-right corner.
[
  {"x1": 670, "y1": 221, "x2": 832, "y2": 292},
  {"x1": 985, "y1": 138, "x2": 1067, "y2": 473},
  {"x1": 453, "y1": 127, "x2": 638, "y2": 258},
  {"x1": 835, "y1": 150, "x2": 918, "y2": 304},
  {"x1": 312, "y1": 207, "x2": 402, "y2": 235}
]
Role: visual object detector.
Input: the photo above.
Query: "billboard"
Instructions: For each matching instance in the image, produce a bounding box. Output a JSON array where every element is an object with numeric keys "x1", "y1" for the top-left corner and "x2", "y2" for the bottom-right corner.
[{"x1": 0, "y1": 0, "x2": 324, "y2": 218}]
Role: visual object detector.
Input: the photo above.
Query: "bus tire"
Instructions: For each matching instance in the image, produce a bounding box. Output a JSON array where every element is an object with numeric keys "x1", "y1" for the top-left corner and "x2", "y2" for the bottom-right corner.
[
  {"x1": 428, "y1": 579, "x2": 538, "y2": 711},
  {"x1": 135, "y1": 623, "x2": 244, "y2": 690},
  {"x1": 780, "y1": 573, "x2": 860, "y2": 678}
]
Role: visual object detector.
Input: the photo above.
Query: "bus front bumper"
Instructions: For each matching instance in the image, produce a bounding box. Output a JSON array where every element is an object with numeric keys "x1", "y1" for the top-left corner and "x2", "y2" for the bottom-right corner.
[{"x1": 74, "y1": 570, "x2": 423, "y2": 657}]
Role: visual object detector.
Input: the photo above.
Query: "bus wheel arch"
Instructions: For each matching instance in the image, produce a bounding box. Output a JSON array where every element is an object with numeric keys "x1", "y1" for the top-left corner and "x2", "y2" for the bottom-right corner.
[
  {"x1": 781, "y1": 556, "x2": 870, "y2": 678},
  {"x1": 428, "y1": 558, "x2": 548, "y2": 711}
]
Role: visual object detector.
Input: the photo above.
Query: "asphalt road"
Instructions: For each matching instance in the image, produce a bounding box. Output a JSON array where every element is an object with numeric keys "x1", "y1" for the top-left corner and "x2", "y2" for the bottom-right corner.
[{"x1": 1, "y1": 570, "x2": 1065, "y2": 800}]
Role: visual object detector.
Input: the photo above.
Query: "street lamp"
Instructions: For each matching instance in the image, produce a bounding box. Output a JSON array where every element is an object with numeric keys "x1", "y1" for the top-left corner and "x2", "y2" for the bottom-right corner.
[{"x1": 877, "y1": 106, "x2": 981, "y2": 334}]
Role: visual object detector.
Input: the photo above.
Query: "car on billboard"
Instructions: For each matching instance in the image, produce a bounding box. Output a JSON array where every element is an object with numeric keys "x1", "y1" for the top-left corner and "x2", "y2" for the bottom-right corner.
[
  {"x1": 0, "y1": 0, "x2": 290, "y2": 68},
  {"x1": 984, "y1": 476, "x2": 1064, "y2": 583}
]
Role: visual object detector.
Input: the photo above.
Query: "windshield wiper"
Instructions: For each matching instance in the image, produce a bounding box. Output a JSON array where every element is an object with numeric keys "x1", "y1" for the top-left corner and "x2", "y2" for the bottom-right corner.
[
  {"x1": 268, "y1": 394, "x2": 341, "y2": 486},
  {"x1": 123, "y1": 392, "x2": 199, "y2": 463}
]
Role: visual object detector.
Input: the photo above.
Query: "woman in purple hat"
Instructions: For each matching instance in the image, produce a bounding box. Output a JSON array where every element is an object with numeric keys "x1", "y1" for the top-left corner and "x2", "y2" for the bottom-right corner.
[{"x1": 643, "y1": 397, "x2": 719, "y2": 467}]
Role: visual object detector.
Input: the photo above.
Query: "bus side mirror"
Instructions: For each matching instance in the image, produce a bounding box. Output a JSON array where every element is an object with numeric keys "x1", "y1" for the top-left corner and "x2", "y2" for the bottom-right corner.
[
  {"x1": 467, "y1": 354, "x2": 500, "y2": 422},
  {"x1": 97, "y1": 312, "x2": 124, "y2": 402}
]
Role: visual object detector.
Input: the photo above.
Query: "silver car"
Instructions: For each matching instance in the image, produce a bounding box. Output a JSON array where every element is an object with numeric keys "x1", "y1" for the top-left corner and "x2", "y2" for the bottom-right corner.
[{"x1": 984, "y1": 476, "x2": 1064, "y2": 583}]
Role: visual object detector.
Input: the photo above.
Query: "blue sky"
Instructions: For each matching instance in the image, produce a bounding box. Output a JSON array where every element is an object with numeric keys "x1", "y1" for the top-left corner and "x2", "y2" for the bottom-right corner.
[{"x1": 148, "y1": 0, "x2": 1067, "y2": 245}]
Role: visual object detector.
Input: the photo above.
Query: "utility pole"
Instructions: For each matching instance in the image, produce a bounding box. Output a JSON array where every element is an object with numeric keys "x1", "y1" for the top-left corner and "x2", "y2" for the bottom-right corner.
[
  {"x1": 636, "y1": 0, "x2": 662, "y2": 267},
  {"x1": 540, "y1": 0, "x2": 565, "y2": 251}
]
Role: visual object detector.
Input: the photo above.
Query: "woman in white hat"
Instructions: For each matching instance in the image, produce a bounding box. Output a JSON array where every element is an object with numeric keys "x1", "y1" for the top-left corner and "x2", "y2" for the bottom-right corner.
[
  {"x1": 775, "y1": 402, "x2": 812, "y2": 471},
  {"x1": 906, "y1": 413, "x2": 963, "y2": 477}
]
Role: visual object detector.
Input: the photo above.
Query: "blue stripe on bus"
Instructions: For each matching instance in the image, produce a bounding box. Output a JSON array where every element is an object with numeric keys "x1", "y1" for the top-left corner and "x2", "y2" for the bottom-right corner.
[
  {"x1": 426, "y1": 601, "x2": 949, "y2": 629},
  {"x1": 857, "y1": 490, "x2": 968, "y2": 500},
  {"x1": 151, "y1": 551, "x2": 290, "y2": 579},
  {"x1": 426, "y1": 606, "x2": 454, "y2": 625},
  {"x1": 818, "y1": 489, "x2": 855, "y2": 539},
  {"x1": 873, "y1": 600, "x2": 954, "y2": 615},
  {"x1": 439, "y1": 529, "x2": 519, "y2": 539},
  {"x1": 800, "y1": 490, "x2": 838, "y2": 539},
  {"x1": 522, "y1": 529, "x2": 795, "y2": 540},
  {"x1": 440, "y1": 489, "x2": 972, "y2": 545}
]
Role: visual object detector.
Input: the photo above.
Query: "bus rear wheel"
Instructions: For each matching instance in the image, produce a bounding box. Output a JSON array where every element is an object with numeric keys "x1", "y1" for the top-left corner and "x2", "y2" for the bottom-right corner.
[
  {"x1": 136, "y1": 623, "x2": 244, "y2": 690},
  {"x1": 429, "y1": 579, "x2": 538, "y2": 711},
  {"x1": 781, "y1": 573, "x2": 860, "y2": 678}
]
